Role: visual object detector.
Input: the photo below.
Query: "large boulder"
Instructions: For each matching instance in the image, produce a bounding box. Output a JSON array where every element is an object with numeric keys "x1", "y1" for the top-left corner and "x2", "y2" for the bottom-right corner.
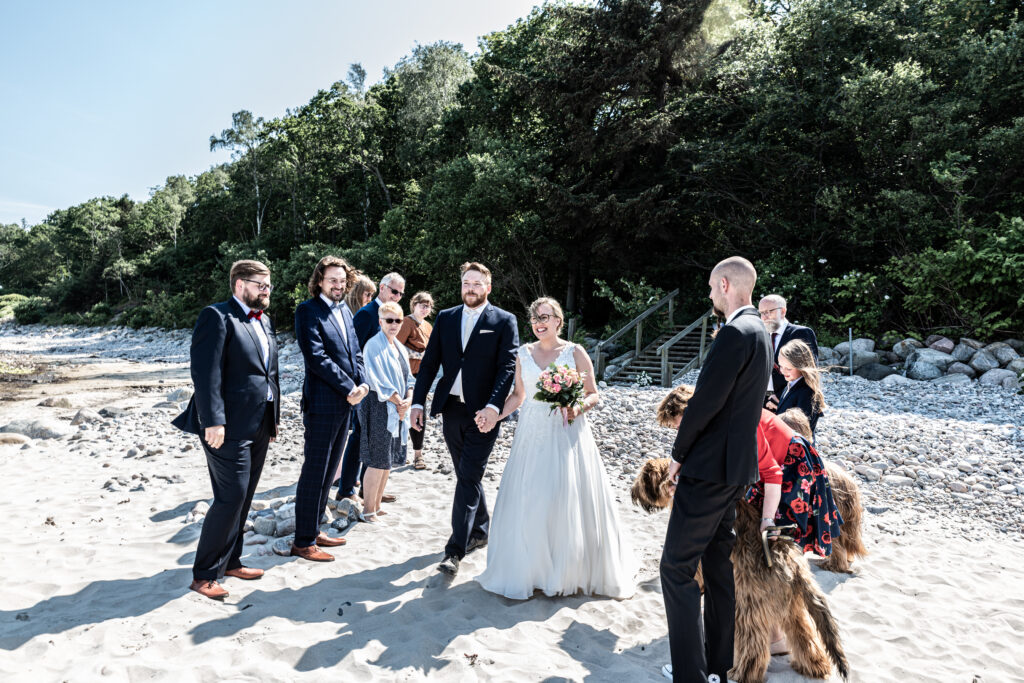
[
  {"x1": 978, "y1": 368, "x2": 1018, "y2": 387},
  {"x1": 818, "y1": 346, "x2": 837, "y2": 364},
  {"x1": 958, "y1": 337, "x2": 985, "y2": 350},
  {"x1": 946, "y1": 362, "x2": 977, "y2": 378},
  {"x1": 930, "y1": 373, "x2": 972, "y2": 386},
  {"x1": 906, "y1": 348, "x2": 956, "y2": 372},
  {"x1": 855, "y1": 363, "x2": 898, "y2": 381},
  {"x1": 892, "y1": 338, "x2": 924, "y2": 359},
  {"x1": 969, "y1": 350, "x2": 1000, "y2": 374},
  {"x1": 951, "y1": 343, "x2": 976, "y2": 362},
  {"x1": 1006, "y1": 358, "x2": 1024, "y2": 375},
  {"x1": 834, "y1": 338, "x2": 876, "y2": 356},
  {"x1": 0, "y1": 418, "x2": 74, "y2": 440},
  {"x1": 880, "y1": 373, "x2": 914, "y2": 386},
  {"x1": 906, "y1": 360, "x2": 942, "y2": 381},
  {"x1": 927, "y1": 337, "x2": 955, "y2": 354},
  {"x1": 839, "y1": 349, "x2": 880, "y2": 372},
  {"x1": 982, "y1": 342, "x2": 1020, "y2": 366},
  {"x1": 1005, "y1": 339, "x2": 1024, "y2": 352}
]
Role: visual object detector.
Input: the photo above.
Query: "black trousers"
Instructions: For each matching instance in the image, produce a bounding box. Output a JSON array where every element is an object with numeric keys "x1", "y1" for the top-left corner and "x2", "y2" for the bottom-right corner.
[
  {"x1": 441, "y1": 401, "x2": 500, "y2": 559},
  {"x1": 660, "y1": 476, "x2": 745, "y2": 683},
  {"x1": 193, "y1": 402, "x2": 273, "y2": 581},
  {"x1": 294, "y1": 407, "x2": 352, "y2": 547},
  {"x1": 336, "y1": 412, "x2": 362, "y2": 498}
]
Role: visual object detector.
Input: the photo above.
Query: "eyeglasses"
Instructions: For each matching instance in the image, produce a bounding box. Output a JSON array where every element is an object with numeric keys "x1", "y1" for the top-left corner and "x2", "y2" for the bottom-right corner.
[
  {"x1": 387, "y1": 286, "x2": 404, "y2": 297},
  {"x1": 381, "y1": 317, "x2": 403, "y2": 325},
  {"x1": 758, "y1": 307, "x2": 782, "y2": 318},
  {"x1": 243, "y1": 279, "x2": 274, "y2": 292},
  {"x1": 530, "y1": 314, "x2": 561, "y2": 324}
]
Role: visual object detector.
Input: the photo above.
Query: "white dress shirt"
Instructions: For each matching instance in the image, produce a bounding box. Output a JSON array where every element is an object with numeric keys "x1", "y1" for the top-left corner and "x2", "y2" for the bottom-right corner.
[
  {"x1": 320, "y1": 293, "x2": 349, "y2": 344},
  {"x1": 233, "y1": 295, "x2": 273, "y2": 401}
]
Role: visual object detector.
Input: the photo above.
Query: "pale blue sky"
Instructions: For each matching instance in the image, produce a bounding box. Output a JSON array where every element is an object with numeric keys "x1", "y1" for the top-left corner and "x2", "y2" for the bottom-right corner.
[{"x1": 0, "y1": 1, "x2": 542, "y2": 226}]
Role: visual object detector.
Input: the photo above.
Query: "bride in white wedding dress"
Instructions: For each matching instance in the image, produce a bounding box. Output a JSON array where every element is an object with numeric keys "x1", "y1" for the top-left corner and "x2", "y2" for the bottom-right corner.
[{"x1": 475, "y1": 297, "x2": 636, "y2": 600}]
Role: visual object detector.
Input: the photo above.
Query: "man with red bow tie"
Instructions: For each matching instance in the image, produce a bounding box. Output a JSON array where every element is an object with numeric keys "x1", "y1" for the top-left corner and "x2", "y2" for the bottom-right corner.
[{"x1": 173, "y1": 259, "x2": 281, "y2": 600}]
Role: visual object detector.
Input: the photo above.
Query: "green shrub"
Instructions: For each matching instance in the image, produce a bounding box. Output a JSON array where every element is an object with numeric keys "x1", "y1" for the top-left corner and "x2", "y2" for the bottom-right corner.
[
  {"x1": 13, "y1": 296, "x2": 51, "y2": 324},
  {"x1": 122, "y1": 291, "x2": 203, "y2": 329},
  {"x1": 0, "y1": 293, "x2": 29, "y2": 319}
]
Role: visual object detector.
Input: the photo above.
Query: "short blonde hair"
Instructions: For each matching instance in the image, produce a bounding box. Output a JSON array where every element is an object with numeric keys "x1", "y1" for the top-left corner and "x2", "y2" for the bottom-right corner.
[
  {"x1": 656, "y1": 385, "x2": 694, "y2": 427},
  {"x1": 461, "y1": 261, "x2": 492, "y2": 285},
  {"x1": 528, "y1": 297, "x2": 564, "y2": 331},
  {"x1": 378, "y1": 301, "x2": 403, "y2": 318}
]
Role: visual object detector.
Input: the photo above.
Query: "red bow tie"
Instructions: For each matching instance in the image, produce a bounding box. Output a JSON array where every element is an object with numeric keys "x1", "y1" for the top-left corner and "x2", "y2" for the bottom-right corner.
[{"x1": 248, "y1": 310, "x2": 263, "y2": 321}]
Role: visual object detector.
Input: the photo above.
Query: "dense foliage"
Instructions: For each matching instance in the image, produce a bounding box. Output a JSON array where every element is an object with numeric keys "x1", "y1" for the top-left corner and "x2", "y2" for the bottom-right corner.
[{"x1": 2, "y1": 0, "x2": 1021, "y2": 342}]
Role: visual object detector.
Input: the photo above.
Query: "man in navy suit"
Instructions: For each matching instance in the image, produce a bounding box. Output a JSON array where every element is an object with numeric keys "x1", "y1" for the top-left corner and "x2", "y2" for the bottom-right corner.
[
  {"x1": 759, "y1": 294, "x2": 818, "y2": 407},
  {"x1": 335, "y1": 271, "x2": 406, "y2": 504},
  {"x1": 411, "y1": 262, "x2": 518, "y2": 576},
  {"x1": 173, "y1": 260, "x2": 280, "y2": 600},
  {"x1": 291, "y1": 256, "x2": 369, "y2": 562},
  {"x1": 660, "y1": 256, "x2": 772, "y2": 682}
]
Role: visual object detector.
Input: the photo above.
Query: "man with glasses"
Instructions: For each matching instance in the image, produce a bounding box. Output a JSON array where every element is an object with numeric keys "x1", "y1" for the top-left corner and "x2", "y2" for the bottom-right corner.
[
  {"x1": 292, "y1": 256, "x2": 369, "y2": 562},
  {"x1": 173, "y1": 259, "x2": 280, "y2": 600},
  {"x1": 338, "y1": 272, "x2": 406, "y2": 506},
  {"x1": 758, "y1": 294, "x2": 818, "y2": 408}
]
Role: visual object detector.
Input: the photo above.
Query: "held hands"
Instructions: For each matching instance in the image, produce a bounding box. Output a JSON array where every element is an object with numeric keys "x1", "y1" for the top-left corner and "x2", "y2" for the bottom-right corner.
[
  {"x1": 204, "y1": 425, "x2": 226, "y2": 450},
  {"x1": 474, "y1": 408, "x2": 498, "y2": 433},
  {"x1": 397, "y1": 397, "x2": 412, "y2": 421}
]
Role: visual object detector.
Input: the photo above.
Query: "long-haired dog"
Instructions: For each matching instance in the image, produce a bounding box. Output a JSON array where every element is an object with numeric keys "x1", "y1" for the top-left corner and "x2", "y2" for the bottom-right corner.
[{"x1": 632, "y1": 458, "x2": 850, "y2": 682}]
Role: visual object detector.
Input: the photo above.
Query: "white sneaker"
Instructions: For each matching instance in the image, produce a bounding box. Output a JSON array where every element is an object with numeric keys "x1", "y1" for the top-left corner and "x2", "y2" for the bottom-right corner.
[
  {"x1": 661, "y1": 663, "x2": 673, "y2": 680},
  {"x1": 708, "y1": 676, "x2": 720, "y2": 683}
]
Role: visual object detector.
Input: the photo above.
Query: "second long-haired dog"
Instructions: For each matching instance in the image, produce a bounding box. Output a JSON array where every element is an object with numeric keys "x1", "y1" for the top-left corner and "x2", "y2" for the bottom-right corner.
[{"x1": 632, "y1": 458, "x2": 850, "y2": 682}]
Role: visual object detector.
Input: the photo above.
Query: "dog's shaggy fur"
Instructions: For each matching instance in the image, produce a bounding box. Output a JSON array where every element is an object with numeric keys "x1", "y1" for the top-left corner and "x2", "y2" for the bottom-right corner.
[{"x1": 632, "y1": 458, "x2": 850, "y2": 682}]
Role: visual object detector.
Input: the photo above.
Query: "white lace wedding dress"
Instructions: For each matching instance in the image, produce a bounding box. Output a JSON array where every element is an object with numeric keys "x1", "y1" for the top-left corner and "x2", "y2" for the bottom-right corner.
[{"x1": 476, "y1": 343, "x2": 636, "y2": 600}]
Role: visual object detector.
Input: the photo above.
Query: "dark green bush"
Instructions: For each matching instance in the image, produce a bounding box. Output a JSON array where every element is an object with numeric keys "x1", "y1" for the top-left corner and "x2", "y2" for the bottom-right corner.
[{"x1": 13, "y1": 296, "x2": 51, "y2": 324}]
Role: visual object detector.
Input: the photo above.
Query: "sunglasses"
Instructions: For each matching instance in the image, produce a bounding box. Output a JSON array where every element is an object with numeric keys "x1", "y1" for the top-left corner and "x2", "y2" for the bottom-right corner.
[
  {"x1": 382, "y1": 317, "x2": 403, "y2": 325},
  {"x1": 387, "y1": 286, "x2": 404, "y2": 297}
]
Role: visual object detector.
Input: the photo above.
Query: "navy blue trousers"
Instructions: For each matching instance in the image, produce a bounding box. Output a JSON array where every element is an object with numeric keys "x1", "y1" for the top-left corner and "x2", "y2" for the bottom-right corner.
[
  {"x1": 441, "y1": 401, "x2": 501, "y2": 559},
  {"x1": 295, "y1": 407, "x2": 353, "y2": 547},
  {"x1": 660, "y1": 476, "x2": 745, "y2": 683},
  {"x1": 336, "y1": 415, "x2": 363, "y2": 499},
  {"x1": 193, "y1": 402, "x2": 273, "y2": 581}
]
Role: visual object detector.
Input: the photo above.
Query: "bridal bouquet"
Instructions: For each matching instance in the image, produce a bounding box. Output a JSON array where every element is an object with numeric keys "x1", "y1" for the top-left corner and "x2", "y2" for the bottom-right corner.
[{"x1": 534, "y1": 363, "x2": 586, "y2": 425}]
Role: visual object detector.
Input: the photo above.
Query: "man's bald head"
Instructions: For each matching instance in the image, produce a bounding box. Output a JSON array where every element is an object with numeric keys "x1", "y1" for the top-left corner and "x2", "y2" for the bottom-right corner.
[{"x1": 708, "y1": 256, "x2": 757, "y2": 318}]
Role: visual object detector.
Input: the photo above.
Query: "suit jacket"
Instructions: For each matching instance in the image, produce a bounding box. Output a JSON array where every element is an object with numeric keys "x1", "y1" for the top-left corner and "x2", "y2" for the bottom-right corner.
[
  {"x1": 353, "y1": 299, "x2": 381, "y2": 349},
  {"x1": 172, "y1": 299, "x2": 280, "y2": 440},
  {"x1": 671, "y1": 307, "x2": 772, "y2": 487},
  {"x1": 771, "y1": 323, "x2": 818, "y2": 395},
  {"x1": 412, "y1": 302, "x2": 518, "y2": 417},
  {"x1": 775, "y1": 377, "x2": 821, "y2": 434},
  {"x1": 295, "y1": 296, "x2": 365, "y2": 414}
]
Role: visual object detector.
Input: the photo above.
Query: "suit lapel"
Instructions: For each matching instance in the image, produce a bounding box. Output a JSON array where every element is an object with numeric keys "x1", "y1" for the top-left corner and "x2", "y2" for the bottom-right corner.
[
  {"x1": 230, "y1": 299, "x2": 266, "y2": 369},
  {"x1": 461, "y1": 303, "x2": 490, "y2": 355}
]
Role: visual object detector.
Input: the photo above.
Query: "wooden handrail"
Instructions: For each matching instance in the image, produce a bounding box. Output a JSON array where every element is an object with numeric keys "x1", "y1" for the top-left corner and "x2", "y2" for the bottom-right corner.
[
  {"x1": 658, "y1": 308, "x2": 713, "y2": 387},
  {"x1": 656, "y1": 308, "x2": 712, "y2": 355},
  {"x1": 595, "y1": 288, "x2": 679, "y2": 377}
]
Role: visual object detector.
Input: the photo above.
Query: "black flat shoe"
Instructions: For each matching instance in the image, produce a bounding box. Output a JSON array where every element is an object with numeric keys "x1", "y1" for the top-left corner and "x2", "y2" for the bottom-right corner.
[{"x1": 437, "y1": 554, "x2": 460, "y2": 576}]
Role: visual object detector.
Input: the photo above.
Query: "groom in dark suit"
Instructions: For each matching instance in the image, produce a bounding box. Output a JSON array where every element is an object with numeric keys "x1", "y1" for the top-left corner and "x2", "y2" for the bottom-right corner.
[
  {"x1": 660, "y1": 256, "x2": 772, "y2": 682},
  {"x1": 411, "y1": 261, "x2": 518, "y2": 576},
  {"x1": 291, "y1": 256, "x2": 369, "y2": 562},
  {"x1": 172, "y1": 260, "x2": 280, "y2": 600}
]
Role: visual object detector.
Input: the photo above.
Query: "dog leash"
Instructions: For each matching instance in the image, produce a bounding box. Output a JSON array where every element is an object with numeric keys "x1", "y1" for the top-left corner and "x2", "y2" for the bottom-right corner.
[{"x1": 761, "y1": 524, "x2": 799, "y2": 568}]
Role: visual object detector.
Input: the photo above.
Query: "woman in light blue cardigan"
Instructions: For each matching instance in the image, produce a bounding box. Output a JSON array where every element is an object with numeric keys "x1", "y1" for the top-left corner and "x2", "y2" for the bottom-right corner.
[{"x1": 359, "y1": 301, "x2": 415, "y2": 521}]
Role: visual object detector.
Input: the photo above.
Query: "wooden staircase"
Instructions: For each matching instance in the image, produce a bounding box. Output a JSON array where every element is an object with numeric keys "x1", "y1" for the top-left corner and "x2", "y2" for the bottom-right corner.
[{"x1": 607, "y1": 321, "x2": 712, "y2": 386}]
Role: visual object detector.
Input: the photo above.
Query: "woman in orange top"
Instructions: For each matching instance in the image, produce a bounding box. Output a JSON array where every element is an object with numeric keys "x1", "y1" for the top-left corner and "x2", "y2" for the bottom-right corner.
[{"x1": 396, "y1": 291, "x2": 434, "y2": 470}]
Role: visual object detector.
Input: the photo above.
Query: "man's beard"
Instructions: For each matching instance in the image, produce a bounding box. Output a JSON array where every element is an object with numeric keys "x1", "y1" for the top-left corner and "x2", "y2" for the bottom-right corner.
[
  {"x1": 243, "y1": 291, "x2": 270, "y2": 310},
  {"x1": 763, "y1": 317, "x2": 780, "y2": 333},
  {"x1": 462, "y1": 291, "x2": 486, "y2": 308},
  {"x1": 322, "y1": 286, "x2": 345, "y2": 302}
]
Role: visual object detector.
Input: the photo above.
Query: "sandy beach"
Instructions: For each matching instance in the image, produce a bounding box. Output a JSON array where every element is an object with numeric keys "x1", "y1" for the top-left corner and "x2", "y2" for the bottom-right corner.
[{"x1": 1, "y1": 324, "x2": 1022, "y2": 682}]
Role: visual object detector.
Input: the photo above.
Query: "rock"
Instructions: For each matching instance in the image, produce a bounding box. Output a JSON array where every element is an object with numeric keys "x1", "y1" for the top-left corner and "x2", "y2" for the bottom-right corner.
[
  {"x1": 167, "y1": 388, "x2": 193, "y2": 403},
  {"x1": 0, "y1": 432, "x2": 31, "y2": 445},
  {"x1": 244, "y1": 533, "x2": 270, "y2": 545},
  {"x1": 983, "y1": 342, "x2": 1020, "y2": 366},
  {"x1": 879, "y1": 351, "x2": 901, "y2": 364},
  {"x1": 1004, "y1": 338, "x2": 1024, "y2": 352},
  {"x1": 906, "y1": 360, "x2": 942, "y2": 381},
  {"x1": 930, "y1": 373, "x2": 971, "y2": 386},
  {"x1": 1006, "y1": 359, "x2": 1024, "y2": 375},
  {"x1": 818, "y1": 346, "x2": 837, "y2": 364},
  {"x1": 998, "y1": 484, "x2": 1017, "y2": 494},
  {"x1": 978, "y1": 368, "x2": 1018, "y2": 387},
  {"x1": 834, "y1": 338, "x2": 876, "y2": 356},
  {"x1": 892, "y1": 338, "x2": 923, "y2": 359},
  {"x1": 332, "y1": 517, "x2": 350, "y2": 531},
  {"x1": 927, "y1": 337, "x2": 955, "y2": 354},
  {"x1": 192, "y1": 501, "x2": 210, "y2": 516},
  {"x1": 957, "y1": 461, "x2": 974, "y2": 473},
  {"x1": 253, "y1": 516, "x2": 277, "y2": 536},
  {"x1": 958, "y1": 337, "x2": 985, "y2": 350},
  {"x1": 883, "y1": 475, "x2": 915, "y2": 487},
  {"x1": 971, "y1": 352, "x2": 1004, "y2": 377},
  {"x1": 250, "y1": 499, "x2": 270, "y2": 511},
  {"x1": 1002, "y1": 375, "x2": 1021, "y2": 391},
  {"x1": 946, "y1": 362, "x2": 976, "y2": 378},
  {"x1": 335, "y1": 498, "x2": 362, "y2": 521},
  {"x1": 276, "y1": 518, "x2": 296, "y2": 537},
  {"x1": 1, "y1": 418, "x2": 74, "y2": 440},
  {"x1": 99, "y1": 407, "x2": 131, "y2": 418},
  {"x1": 879, "y1": 373, "x2": 913, "y2": 385},
  {"x1": 949, "y1": 481, "x2": 969, "y2": 493},
  {"x1": 854, "y1": 465, "x2": 881, "y2": 482},
  {"x1": 38, "y1": 396, "x2": 73, "y2": 408},
  {"x1": 70, "y1": 408, "x2": 103, "y2": 425},
  {"x1": 272, "y1": 535, "x2": 295, "y2": 556},
  {"x1": 951, "y1": 343, "x2": 976, "y2": 362},
  {"x1": 855, "y1": 363, "x2": 898, "y2": 381},
  {"x1": 906, "y1": 348, "x2": 956, "y2": 372}
]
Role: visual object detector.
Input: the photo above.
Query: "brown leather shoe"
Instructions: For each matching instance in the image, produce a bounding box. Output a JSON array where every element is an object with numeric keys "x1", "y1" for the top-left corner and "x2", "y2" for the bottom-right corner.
[
  {"x1": 190, "y1": 579, "x2": 229, "y2": 600},
  {"x1": 224, "y1": 566, "x2": 264, "y2": 580},
  {"x1": 290, "y1": 544, "x2": 335, "y2": 562},
  {"x1": 316, "y1": 533, "x2": 347, "y2": 547},
  {"x1": 381, "y1": 493, "x2": 397, "y2": 503}
]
